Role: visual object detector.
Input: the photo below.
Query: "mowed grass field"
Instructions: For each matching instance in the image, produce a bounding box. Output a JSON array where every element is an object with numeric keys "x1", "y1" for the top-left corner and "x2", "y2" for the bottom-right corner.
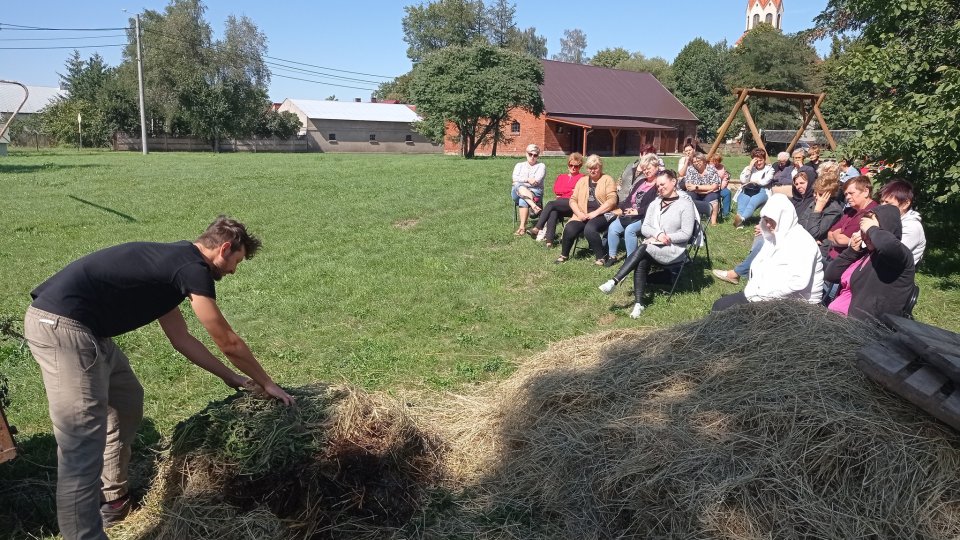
[{"x1": 1, "y1": 149, "x2": 958, "y2": 536}]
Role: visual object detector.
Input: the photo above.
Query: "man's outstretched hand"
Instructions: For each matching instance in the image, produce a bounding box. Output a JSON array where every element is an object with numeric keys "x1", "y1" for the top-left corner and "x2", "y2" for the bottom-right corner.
[{"x1": 243, "y1": 379, "x2": 296, "y2": 406}]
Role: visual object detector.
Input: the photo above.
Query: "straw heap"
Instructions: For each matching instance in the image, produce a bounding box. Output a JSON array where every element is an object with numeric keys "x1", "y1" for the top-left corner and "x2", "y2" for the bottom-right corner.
[
  {"x1": 426, "y1": 301, "x2": 960, "y2": 538},
  {"x1": 113, "y1": 383, "x2": 441, "y2": 539}
]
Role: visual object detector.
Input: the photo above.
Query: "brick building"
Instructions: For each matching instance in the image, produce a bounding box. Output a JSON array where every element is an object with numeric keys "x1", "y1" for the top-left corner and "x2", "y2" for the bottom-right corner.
[{"x1": 444, "y1": 60, "x2": 698, "y2": 157}]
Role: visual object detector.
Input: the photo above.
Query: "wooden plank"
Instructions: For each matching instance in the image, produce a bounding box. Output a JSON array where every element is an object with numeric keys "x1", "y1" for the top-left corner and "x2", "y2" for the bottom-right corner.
[
  {"x1": 740, "y1": 102, "x2": 765, "y2": 154},
  {"x1": 707, "y1": 89, "x2": 749, "y2": 158},
  {"x1": 884, "y1": 315, "x2": 960, "y2": 384},
  {"x1": 858, "y1": 338, "x2": 960, "y2": 432},
  {"x1": 0, "y1": 405, "x2": 16, "y2": 464}
]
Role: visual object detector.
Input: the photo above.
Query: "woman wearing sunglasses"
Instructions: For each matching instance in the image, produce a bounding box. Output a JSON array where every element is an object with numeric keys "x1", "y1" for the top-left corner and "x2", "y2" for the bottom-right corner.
[{"x1": 511, "y1": 143, "x2": 547, "y2": 236}]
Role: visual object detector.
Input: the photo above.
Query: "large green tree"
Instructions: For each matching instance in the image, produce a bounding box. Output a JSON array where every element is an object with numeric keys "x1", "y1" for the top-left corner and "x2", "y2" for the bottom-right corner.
[
  {"x1": 410, "y1": 45, "x2": 543, "y2": 157},
  {"x1": 401, "y1": 0, "x2": 488, "y2": 62},
  {"x1": 813, "y1": 0, "x2": 960, "y2": 204},
  {"x1": 725, "y1": 24, "x2": 819, "y2": 138},
  {"x1": 673, "y1": 38, "x2": 730, "y2": 141},
  {"x1": 818, "y1": 36, "x2": 874, "y2": 131}
]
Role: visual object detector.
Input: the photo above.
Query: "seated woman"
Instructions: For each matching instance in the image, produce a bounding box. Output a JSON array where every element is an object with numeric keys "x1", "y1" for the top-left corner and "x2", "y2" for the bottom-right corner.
[
  {"x1": 556, "y1": 154, "x2": 618, "y2": 265},
  {"x1": 710, "y1": 154, "x2": 732, "y2": 220},
  {"x1": 713, "y1": 169, "x2": 840, "y2": 285},
  {"x1": 682, "y1": 152, "x2": 722, "y2": 225},
  {"x1": 796, "y1": 162, "x2": 843, "y2": 242},
  {"x1": 606, "y1": 154, "x2": 661, "y2": 265},
  {"x1": 879, "y1": 178, "x2": 926, "y2": 265},
  {"x1": 527, "y1": 152, "x2": 584, "y2": 247},
  {"x1": 733, "y1": 148, "x2": 774, "y2": 228},
  {"x1": 711, "y1": 194, "x2": 824, "y2": 311},
  {"x1": 511, "y1": 143, "x2": 546, "y2": 236},
  {"x1": 825, "y1": 205, "x2": 916, "y2": 320},
  {"x1": 677, "y1": 143, "x2": 695, "y2": 182},
  {"x1": 823, "y1": 175, "x2": 877, "y2": 260},
  {"x1": 598, "y1": 169, "x2": 697, "y2": 319}
]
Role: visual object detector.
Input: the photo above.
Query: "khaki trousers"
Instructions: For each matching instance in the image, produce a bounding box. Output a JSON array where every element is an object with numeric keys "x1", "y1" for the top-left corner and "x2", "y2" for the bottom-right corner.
[{"x1": 24, "y1": 306, "x2": 144, "y2": 540}]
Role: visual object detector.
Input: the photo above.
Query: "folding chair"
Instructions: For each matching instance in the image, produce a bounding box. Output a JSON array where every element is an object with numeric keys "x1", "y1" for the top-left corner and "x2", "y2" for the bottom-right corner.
[{"x1": 652, "y1": 219, "x2": 707, "y2": 301}]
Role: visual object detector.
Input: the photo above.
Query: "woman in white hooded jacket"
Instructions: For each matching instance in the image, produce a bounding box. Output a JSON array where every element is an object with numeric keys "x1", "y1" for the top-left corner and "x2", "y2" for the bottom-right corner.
[{"x1": 712, "y1": 194, "x2": 824, "y2": 311}]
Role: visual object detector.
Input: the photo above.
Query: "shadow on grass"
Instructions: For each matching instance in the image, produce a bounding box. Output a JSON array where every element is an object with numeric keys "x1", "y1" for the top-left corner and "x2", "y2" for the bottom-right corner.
[
  {"x1": 0, "y1": 163, "x2": 102, "y2": 174},
  {"x1": 68, "y1": 195, "x2": 138, "y2": 222},
  {"x1": 0, "y1": 418, "x2": 162, "y2": 539}
]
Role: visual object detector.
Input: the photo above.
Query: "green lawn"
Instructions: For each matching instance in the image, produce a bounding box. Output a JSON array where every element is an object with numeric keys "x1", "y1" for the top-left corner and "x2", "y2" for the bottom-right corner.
[{"x1": 0, "y1": 149, "x2": 957, "y2": 537}]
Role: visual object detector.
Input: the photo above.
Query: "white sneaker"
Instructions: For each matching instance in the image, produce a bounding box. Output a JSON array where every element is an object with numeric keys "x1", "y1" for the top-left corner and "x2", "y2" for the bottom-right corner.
[
  {"x1": 536, "y1": 229, "x2": 547, "y2": 242},
  {"x1": 629, "y1": 303, "x2": 645, "y2": 319},
  {"x1": 599, "y1": 279, "x2": 617, "y2": 294}
]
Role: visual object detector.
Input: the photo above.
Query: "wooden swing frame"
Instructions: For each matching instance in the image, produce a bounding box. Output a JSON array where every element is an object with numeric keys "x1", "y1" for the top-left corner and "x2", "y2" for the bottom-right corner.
[{"x1": 707, "y1": 88, "x2": 836, "y2": 157}]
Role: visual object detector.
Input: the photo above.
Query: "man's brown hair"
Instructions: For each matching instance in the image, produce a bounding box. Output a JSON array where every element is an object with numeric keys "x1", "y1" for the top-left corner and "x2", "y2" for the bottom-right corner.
[{"x1": 196, "y1": 215, "x2": 261, "y2": 259}]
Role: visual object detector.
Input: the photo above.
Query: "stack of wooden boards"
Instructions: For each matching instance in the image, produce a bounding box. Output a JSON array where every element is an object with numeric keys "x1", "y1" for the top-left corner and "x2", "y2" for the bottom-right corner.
[{"x1": 858, "y1": 315, "x2": 960, "y2": 431}]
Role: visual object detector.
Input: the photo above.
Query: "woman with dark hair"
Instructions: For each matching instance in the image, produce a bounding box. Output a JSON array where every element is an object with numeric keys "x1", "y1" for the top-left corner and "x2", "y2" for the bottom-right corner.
[
  {"x1": 682, "y1": 152, "x2": 722, "y2": 225},
  {"x1": 527, "y1": 152, "x2": 584, "y2": 247},
  {"x1": 825, "y1": 205, "x2": 916, "y2": 320},
  {"x1": 598, "y1": 169, "x2": 697, "y2": 318},
  {"x1": 733, "y1": 147, "x2": 774, "y2": 227},
  {"x1": 677, "y1": 143, "x2": 696, "y2": 181},
  {"x1": 879, "y1": 178, "x2": 926, "y2": 264},
  {"x1": 555, "y1": 154, "x2": 618, "y2": 265}
]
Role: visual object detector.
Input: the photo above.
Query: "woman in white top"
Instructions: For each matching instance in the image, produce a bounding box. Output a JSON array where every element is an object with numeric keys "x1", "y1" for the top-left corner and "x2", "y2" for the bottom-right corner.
[
  {"x1": 511, "y1": 143, "x2": 547, "y2": 235},
  {"x1": 733, "y1": 147, "x2": 774, "y2": 228},
  {"x1": 712, "y1": 193, "x2": 823, "y2": 311}
]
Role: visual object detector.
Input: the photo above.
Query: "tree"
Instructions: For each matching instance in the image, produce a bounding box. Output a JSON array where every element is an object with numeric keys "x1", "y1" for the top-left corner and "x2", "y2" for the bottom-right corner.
[
  {"x1": 819, "y1": 36, "x2": 873, "y2": 130},
  {"x1": 617, "y1": 53, "x2": 676, "y2": 92},
  {"x1": 590, "y1": 47, "x2": 630, "y2": 68},
  {"x1": 552, "y1": 28, "x2": 587, "y2": 64},
  {"x1": 401, "y1": 0, "x2": 487, "y2": 62},
  {"x1": 374, "y1": 72, "x2": 414, "y2": 103},
  {"x1": 813, "y1": 0, "x2": 960, "y2": 204},
  {"x1": 725, "y1": 25, "x2": 819, "y2": 134},
  {"x1": 485, "y1": 0, "x2": 516, "y2": 48},
  {"x1": 410, "y1": 45, "x2": 543, "y2": 157},
  {"x1": 255, "y1": 109, "x2": 301, "y2": 139},
  {"x1": 673, "y1": 38, "x2": 730, "y2": 141},
  {"x1": 509, "y1": 27, "x2": 547, "y2": 59}
]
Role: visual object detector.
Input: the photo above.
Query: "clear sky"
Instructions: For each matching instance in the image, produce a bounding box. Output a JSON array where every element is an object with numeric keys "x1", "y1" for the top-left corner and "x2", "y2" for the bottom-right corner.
[{"x1": 1, "y1": 0, "x2": 829, "y2": 103}]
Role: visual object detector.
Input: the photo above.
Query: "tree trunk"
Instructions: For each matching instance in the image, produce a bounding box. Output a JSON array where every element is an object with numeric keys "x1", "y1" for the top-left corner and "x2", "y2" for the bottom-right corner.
[{"x1": 491, "y1": 124, "x2": 500, "y2": 157}]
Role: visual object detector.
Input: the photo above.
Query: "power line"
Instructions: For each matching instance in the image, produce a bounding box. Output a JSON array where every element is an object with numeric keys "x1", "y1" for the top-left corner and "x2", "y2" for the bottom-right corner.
[
  {"x1": 264, "y1": 55, "x2": 394, "y2": 79},
  {"x1": 0, "y1": 34, "x2": 127, "y2": 41},
  {"x1": 0, "y1": 22, "x2": 131, "y2": 31},
  {"x1": 271, "y1": 73, "x2": 379, "y2": 92},
  {"x1": 0, "y1": 44, "x2": 126, "y2": 50},
  {"x1": 265, "y1": 61, "x2": 384, "y2": 85}
]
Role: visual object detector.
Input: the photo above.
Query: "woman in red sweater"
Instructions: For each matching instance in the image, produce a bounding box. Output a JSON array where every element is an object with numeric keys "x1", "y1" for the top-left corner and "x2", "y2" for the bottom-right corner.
[{"x1": 527, "y1": 152, "x2": 585, "y2": 247}]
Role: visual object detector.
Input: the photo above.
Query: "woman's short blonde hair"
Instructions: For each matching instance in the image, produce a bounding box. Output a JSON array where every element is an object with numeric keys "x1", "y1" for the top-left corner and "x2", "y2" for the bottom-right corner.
[
  {"x1": 639, "y1": 154, "x2": 660, "y2": 169},
  {"x1": 567, "y1": 152, "x2": 584, "y2": 166},
  {"x1": 585, "y1": 154, "x2": 603, "y2": 170},
  {"x1": 525, "y1": 143, "x2": 541, "y2": 154}
]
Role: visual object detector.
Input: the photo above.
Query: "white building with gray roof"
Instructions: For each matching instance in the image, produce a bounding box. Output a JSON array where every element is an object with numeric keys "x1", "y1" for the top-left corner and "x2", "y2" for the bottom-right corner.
[{"x1": 277, "y1": 98, "x2": 440, "y2": 153}]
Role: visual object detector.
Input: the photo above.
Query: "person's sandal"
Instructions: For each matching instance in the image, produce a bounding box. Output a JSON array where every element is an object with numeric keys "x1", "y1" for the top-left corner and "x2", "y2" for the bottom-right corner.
[
  {"x1": 594, "y1": 258, "x2": 606, "y2": 266},
  {"x1": 526, "y1": 228, "x2": 539, "y2": 239},
  {"x1": 514, "y1": 228, "x2": 526, "y2": 236},
  {"x1": 554, "y1": 255, "x2": 568, "y2": 264},
  {"x1": 711, "y1": 269, "x2": 740, "y2": 285}
]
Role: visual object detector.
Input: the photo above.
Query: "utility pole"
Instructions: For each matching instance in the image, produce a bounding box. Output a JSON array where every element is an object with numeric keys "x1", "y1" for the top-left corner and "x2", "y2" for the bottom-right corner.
[{"x1": 134, "y1": 13, "x2": 148, "y2": 154}]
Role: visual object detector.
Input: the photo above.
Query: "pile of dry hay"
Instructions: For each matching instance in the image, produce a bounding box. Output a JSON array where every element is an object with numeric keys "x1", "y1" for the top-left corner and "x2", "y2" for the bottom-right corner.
[
  {"x1": 111, "y1": 383, "x2": 442, "y2": 540},
  {"x1": 426, "y1": 301, "x2": 960, "y2": 538}
]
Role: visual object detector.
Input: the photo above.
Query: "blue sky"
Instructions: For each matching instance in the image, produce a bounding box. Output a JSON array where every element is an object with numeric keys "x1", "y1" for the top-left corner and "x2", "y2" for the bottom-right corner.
[{"x1": 1, "y1": 0, "x2": 829, "y2": 103}]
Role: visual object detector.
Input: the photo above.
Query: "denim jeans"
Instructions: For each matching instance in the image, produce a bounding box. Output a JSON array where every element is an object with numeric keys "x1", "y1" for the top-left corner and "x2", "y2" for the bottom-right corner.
[
  {"x1": 607, "y1": 218, "x2": 643, "y2": 258},
  {"x1": 734, "y1": 235, "x2": 763, "y2": 277},
  {"x1": 719, "y1": 188, "x2": 731, "y2": 217},
  {"x1": 735, "y1": 188, "x2": 768, "y2": 220},
  {"x1": 511, "y1": 184, "x2": 543, "y2": 207}
]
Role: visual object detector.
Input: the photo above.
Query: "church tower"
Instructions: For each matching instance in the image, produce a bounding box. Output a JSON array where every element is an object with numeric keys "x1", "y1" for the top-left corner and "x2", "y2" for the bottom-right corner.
[{"x1": 745, "y1": 0, "x2": 783, "y2": 31}]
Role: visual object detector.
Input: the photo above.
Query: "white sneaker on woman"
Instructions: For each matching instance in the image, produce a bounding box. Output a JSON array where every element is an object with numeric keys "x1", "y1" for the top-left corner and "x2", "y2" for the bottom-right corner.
[
  {"x1": 599, "y1": 280, "x2": 617, "y2": 294},
  {"x1": 629, "y1": 303, "x2": 645, "y2": 319},
  {"x1": 536, "y1": 229, "x2": 547, "y2": 242}
]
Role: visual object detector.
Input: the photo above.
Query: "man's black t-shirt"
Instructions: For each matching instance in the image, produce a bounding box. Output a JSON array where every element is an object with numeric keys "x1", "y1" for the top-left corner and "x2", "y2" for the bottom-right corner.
[{"x1": 31, "y1": 241, "x2": 216, "y2": 337}]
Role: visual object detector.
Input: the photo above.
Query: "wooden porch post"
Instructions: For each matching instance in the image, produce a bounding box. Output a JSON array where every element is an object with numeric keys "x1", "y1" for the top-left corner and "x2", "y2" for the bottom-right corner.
[
  {"x1": 582, "y1": 127, "x2": 588, "y2": 156},
  {"x1": 609, "y1": 128, "x2": 620, "y2": 157},
  {"x1": 708, "y1": 89, "x2": 749, "y2": 157}
]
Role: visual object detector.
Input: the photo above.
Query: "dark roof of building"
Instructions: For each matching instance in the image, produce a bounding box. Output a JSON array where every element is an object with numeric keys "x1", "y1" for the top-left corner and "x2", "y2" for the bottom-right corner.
[
  {"x1": 540, "y1": 60, "x2": 698, "y2": 123},
  {"x1": 548, "y1": 114, "x2": 678, "y2": 131}
]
